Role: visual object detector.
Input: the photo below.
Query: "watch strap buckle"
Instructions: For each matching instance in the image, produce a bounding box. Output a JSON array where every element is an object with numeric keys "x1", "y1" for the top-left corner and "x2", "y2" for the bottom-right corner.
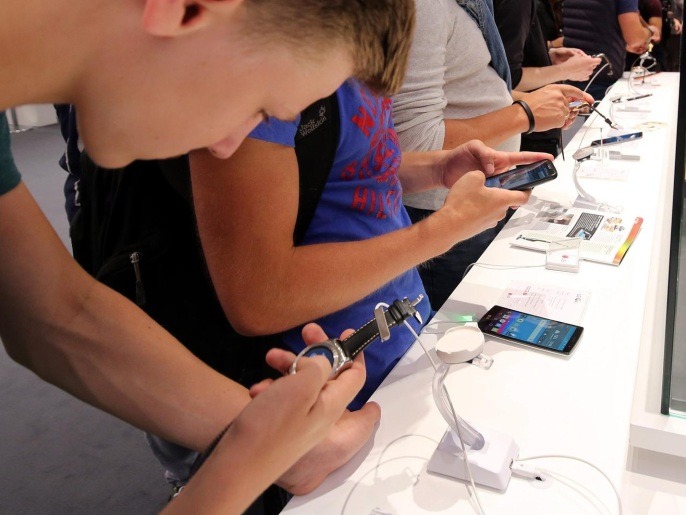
[{"x1": 374, "y1": 305, "x2": 391, "y2": 342}]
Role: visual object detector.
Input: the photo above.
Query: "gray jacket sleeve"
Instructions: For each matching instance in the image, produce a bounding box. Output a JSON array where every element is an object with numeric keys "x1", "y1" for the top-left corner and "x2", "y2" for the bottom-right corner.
[{"x1": 392, "y1": 0, "x2": 452, "y2": 153}]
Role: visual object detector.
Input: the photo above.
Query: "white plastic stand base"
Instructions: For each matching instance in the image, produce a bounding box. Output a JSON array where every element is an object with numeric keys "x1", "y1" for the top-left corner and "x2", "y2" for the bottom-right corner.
[
  {"x1": 572, "y1": 195, "x2": 602, "y2": 210},
  {"x1": 427, "y1": 427, "x2": 519, "y2": 491},
  {"x1": 572, "y1": 195, "x2": 623, "y2": 213}
]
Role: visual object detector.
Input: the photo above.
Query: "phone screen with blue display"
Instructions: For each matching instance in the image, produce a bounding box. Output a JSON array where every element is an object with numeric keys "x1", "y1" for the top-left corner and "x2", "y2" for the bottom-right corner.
[{"x1": 478, "y1": 305, "x2": 583, "y2": 355}]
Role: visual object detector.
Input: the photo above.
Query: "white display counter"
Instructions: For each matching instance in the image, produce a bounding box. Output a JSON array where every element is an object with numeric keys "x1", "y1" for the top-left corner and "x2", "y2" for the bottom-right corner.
[{"x1": 284, "y1": 73, "x2": 686, "y2": 514}]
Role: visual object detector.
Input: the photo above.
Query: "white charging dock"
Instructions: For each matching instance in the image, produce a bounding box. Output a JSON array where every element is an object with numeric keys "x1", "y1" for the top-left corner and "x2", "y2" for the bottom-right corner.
[
  {"x1": 427, "y1": 426, "x2": 519, "y2": 491},
  {"x1": 435, "y1": 323, "x2": 484, "y2": 364},
  {"x1": 430, "y1": 324, "x2": 518, "y2": 491}
]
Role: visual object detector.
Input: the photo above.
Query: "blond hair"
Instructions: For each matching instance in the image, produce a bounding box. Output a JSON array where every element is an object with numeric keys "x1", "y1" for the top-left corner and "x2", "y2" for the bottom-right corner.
[{"x1": 243, "y1": 0, "x2": 415, "y2": 96}]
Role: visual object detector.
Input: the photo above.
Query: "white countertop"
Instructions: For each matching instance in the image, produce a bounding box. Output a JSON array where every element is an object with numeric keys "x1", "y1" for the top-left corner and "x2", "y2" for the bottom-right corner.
[{"x1": 284, "y1": 74, "x2": 686, "y2": 515}]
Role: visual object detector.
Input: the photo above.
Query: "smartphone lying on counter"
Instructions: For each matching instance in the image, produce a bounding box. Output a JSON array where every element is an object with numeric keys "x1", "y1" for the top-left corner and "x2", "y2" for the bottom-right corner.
[
  {"x1": 589, "y1": 131, "x2": 643, "y2": 147},
  {"x1": 478, "y1": 305, "x2": 584, "y2": 356}
]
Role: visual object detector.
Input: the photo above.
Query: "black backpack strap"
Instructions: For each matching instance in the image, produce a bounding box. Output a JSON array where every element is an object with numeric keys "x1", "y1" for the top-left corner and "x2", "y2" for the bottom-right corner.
[
  {"x1": 293, "y1": 92, "x2": 340, "y2": 245},
  {"x1": 159, "y1": 154, "x2": 193, "y2": 204},
  {"x1": 156, "y1": 93, "x2": 339, "y2": 246}
]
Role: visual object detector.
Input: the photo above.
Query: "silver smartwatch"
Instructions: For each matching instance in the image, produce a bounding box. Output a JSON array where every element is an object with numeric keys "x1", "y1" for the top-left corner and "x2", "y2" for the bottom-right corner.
[{"x1": 289, "y1": 295, "x2": 424, "y2": 379}]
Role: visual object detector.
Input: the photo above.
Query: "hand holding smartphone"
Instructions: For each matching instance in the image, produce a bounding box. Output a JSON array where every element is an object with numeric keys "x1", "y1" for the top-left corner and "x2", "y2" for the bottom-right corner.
[
  {"x1": 484, "y1": 159, "x2": 558, "y2": 191},
  {"x1": 478, "y1": 305, "x2": 583, "y2": 356}
]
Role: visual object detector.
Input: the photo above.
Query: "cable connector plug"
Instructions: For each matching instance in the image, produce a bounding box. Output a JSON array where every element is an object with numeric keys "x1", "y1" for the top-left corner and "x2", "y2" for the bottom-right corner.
[
  {"x1": 471, "y1": 353, "x2": 494, "y2": 370},
  {"x1": 511, "y1": 460, "x2": 545, "y2": 481}
]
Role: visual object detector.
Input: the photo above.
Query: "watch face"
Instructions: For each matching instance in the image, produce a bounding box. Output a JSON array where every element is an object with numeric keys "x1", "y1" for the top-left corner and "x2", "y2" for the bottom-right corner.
[{"x1": 303, "y1": 345, "x2": 336, "y2": 366}]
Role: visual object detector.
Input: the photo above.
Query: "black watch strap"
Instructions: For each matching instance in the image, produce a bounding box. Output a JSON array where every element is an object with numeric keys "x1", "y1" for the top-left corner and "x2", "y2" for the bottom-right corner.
[{"x1": 339, "y1": 299, "x2": 418, "y2": 359}]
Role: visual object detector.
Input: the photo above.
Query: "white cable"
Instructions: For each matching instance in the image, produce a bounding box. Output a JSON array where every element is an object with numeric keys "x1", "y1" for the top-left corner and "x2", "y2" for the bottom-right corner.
[
  {"x1": 363, "y1": 305, "x2": 621, "y2": 515},
  {"x1": 603, "y1": 83, "x2": 615, "y2": 100},
  {"x1": 443, "y1": 380, "x2": 486, "y2": 515},
  {"x1": 342, "y1": 309, "x2": 486, "y2": 514},
  {"x1": 628, "y1": 62, "x2": 655, "y2": 95},
  {"x1": 374, "y1": 300, "x2": 440, "y2": 370},
  {"x1": 375, "y1": 434, "x2": 439, "y2": 473},
  {"x1": 462, "y1": 261, "x2": 547, "y2": 280},
  {"x1": 340, "y1": 455, "x2": 433, "y2": 515},
  {"x1": 609, "y1": 99, "x2": 618, "y2": 126},
  {"x1": 404, "y1": 321, "x2": 487, "y2": 515},
  {"x1": 583, "y1": 62, "x2": 610, "y2": 94},
  {"x1": 575, "y1": 109, "x2": 602, "y2": 152},
  {"x1": 513, "y1": 454, "x2": 623, "y2": 515},
  {"x1": 403, "y1": 318, "x2": 440, "y2": 371},
  {"x1": 572, "y1": 151, "x2": 624, "y2": 212}
]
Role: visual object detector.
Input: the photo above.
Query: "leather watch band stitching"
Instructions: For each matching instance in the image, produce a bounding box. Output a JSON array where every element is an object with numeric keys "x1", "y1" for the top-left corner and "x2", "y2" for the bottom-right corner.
[{"x1": 342, "y1": 310, "x2": 398, "y2": 359}]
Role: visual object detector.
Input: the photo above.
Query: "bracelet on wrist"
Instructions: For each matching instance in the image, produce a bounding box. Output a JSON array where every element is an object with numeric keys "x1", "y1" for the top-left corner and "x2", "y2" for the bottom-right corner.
[{"x1": 512, "y1": 100, "x2": 535, "y2": 135}]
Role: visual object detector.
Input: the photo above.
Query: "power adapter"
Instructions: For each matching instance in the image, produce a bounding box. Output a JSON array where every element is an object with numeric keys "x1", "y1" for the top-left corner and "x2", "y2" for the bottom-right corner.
[
  {"x1": 545, "y1": 239, "x2": 581, "y2": 273},
  {"x1": 545, "y1": 248, "x2": 580, "y2": 272}
]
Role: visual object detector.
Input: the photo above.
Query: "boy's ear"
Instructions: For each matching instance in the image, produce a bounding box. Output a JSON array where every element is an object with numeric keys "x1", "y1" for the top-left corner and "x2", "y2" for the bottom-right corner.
[{"x1": 142, "y1": 0, "x2": 244, "y2": 37}]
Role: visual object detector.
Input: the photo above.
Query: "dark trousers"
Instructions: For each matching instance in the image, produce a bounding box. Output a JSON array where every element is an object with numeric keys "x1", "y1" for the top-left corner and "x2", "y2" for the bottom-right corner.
[{"x1": 405, "y1": 206, "x2": 510, "y2": 311}]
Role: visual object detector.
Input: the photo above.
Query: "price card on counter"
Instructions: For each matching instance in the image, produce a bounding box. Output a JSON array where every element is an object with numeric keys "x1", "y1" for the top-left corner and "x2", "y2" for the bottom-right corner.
[
  {"x1": 497, "y1": 281, "x2": 591, "y2": 325},
  {"x1": 577, "y1": 165, "x2": 629, "y2": 181}
]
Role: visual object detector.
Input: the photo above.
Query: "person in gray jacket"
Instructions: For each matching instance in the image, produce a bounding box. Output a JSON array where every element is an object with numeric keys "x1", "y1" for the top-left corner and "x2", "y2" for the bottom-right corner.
[{"x1": 393, "y1": 0, "x2": 592, "y2": 309}]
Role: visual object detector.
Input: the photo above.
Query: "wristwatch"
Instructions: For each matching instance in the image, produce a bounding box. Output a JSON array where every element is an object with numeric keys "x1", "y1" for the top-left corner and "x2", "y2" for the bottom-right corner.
[{"x1": 289, "y1": 295, "x2": 424, "y2": 379}]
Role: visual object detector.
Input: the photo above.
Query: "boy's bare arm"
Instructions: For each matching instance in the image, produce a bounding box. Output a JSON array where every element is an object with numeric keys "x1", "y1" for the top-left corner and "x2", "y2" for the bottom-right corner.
[
  {"x1": 190, "y1": 139, "x2": 533, "y2": 336},
  {"x1": 0, "y1": 182, "x2": 248, "y2": 451}
]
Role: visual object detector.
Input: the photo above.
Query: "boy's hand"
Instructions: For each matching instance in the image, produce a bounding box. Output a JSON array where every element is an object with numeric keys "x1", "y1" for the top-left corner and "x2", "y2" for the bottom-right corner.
[
  {"x1": 249, "y1": 323, "x2": 380, "y2": 495},
  {"x1": 439, "y1": 139, "x2": 552, "y2": 188}
]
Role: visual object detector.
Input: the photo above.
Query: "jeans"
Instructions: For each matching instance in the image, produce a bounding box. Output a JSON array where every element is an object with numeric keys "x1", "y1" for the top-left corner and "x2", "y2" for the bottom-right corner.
[
  {"x1": 146, "y1": 433, "x2": 198, "y2": 487},
  {"x1": 146, "y1": 433, "x2": 289, "y2": 514},
  {"x1": 405, "y1": 206, "x2": 509, "y2": 311}
]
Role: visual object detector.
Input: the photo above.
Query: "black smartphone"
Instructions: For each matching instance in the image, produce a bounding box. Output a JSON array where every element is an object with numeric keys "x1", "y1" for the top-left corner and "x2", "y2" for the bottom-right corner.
[
  {"x1": 590, "y1": 131, "x2": 643, "y2": 147},
  {"x1": 484, "y1": 159, "x2": 558, "y2": 191},
  {"x1": 478, "y1": 305, "x2": 583, "y2": 356}
]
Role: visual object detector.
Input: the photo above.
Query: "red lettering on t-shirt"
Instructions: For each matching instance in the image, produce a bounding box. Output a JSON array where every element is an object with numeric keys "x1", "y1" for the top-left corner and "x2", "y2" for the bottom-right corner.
[
  {"x1": 368, "y1": 190, "x2": 377, "y2": 216},
  {"x1": 340, "y1": 161, "x2": 357, "y2": 181},
  {"x1": 386, "y1": 189, "x2": 400, "y2": 216},
  {"x1": 346, "y1": 86, "x2": 403, "y2": 219},
  {"x1": 358, "y1": 88, "x2": 380, "y2": 119},
  {"x1": 352, "y1": 186, "x2": 368, "y2": 211},
  {"x1": 352, "y1": 106, "x2": 375, "y2": 137},
  {"x1": 376, "y1": 196, "x2": 387, "y2": 219}
]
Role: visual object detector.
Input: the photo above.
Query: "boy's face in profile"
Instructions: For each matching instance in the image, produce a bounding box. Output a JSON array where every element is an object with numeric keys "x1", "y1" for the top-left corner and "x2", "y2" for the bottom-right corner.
[{"x1": 75, "y1": 15, "x2": 352, "y2": 167}]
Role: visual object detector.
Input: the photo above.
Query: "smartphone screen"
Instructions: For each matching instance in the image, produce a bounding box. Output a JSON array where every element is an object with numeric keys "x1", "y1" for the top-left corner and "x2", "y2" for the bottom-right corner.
[
  {"x1": 477, "y1": 305, "x2": 583, "y2": 355},
  {"x1": 590, "y1": 131, "x2": 643, "y2": 147},
  {"x1": 484, "y1": 159, "x2": 557, "y2": 191}
]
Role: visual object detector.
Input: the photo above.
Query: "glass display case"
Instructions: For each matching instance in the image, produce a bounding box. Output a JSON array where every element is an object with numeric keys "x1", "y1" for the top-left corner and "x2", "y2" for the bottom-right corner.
[{"x1": 663, "y1": 35, "x2": 686, "y2": 417}]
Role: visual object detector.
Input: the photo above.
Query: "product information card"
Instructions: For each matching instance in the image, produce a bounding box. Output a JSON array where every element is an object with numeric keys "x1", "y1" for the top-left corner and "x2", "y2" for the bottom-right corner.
[{"x1": 497, "y1": 281, "x2": 591, "y2": 325}]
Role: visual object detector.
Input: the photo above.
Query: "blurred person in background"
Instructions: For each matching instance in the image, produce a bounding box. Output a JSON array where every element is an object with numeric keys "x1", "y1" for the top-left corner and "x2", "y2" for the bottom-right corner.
[{"x1": 564, "y1": 0, "x2": 657, "y2": 98}]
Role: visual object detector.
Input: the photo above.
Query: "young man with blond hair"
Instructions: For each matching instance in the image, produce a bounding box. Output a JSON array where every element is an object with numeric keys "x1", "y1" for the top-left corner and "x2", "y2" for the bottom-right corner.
[{"x1": 0, "y1": 0, "x2": 414, "y2": 511}]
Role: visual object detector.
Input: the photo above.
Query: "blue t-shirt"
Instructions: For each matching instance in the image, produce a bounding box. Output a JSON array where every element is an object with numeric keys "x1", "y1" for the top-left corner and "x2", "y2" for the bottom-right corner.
[
  {"x1": 617, "y1": 0, "x2": 639, "y2": 15},
  {"x1": 250, "y1": 81, "x2": 430, "y2": 409},
  {"x1": 0, "y1": 112, "x2": 21, "y2": 196}
]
